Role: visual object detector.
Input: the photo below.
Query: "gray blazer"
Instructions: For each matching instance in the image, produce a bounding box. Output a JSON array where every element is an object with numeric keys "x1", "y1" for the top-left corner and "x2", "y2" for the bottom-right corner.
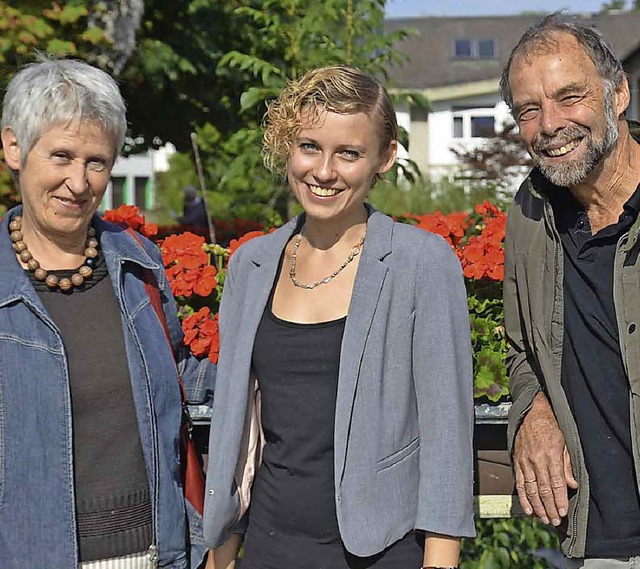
[{"x1": 203, "y1": 206, "x2": 475, "y2": 555}]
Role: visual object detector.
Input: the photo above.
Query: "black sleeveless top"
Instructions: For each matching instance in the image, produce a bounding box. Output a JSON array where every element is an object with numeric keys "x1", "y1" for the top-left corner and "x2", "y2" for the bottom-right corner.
[{"x1": 239, "y1": 284, "x2": 424, "y2": 569}]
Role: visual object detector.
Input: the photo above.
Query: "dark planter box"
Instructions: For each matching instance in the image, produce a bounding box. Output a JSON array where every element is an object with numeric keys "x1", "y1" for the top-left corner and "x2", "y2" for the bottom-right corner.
[{"x1": 190, "y1": 402, "x2": 523, "y2": 518}]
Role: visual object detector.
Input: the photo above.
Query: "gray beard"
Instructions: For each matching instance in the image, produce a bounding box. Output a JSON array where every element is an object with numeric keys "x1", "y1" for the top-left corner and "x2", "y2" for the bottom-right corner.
[{"x1": 532, "y1": 97, "x2": 619, "y2": 188}]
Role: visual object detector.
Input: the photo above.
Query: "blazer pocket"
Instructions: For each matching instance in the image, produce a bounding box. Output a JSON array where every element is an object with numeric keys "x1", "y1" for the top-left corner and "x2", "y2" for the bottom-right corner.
[
  {"x1": 376, "y1": 436, "x2": 419, "y2": 472},
  {"x1": 394, "y1": 309, "x2": 416, "y2": 331}
]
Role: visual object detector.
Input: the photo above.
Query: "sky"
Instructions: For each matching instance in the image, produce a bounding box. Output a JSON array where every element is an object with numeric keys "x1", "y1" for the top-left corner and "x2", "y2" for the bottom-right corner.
[{"x1": 385, "y1": 0, "x2": 614, "y2": 18}]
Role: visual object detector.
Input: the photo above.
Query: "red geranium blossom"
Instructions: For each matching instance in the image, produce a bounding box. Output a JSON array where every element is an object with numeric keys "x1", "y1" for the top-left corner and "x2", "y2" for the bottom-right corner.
[
  {"x1": 412, "y1": 203, "x2": 505, "y2": 283},
  {"x1": 103, "y1": 204, "x2": 158, "y2": 237},
  {"x1": 161, "y1": 232, "x2": 209, "y2": 268},
  {"x1": 413, "y1": 211, "x2": 470, "y2": 248},
  {"x1": 182, "y1": 307, "x2": 219, "y2": 363},
  {"x1": 460, "y1": 238, "x2": 505, "y2": 281},
  {"x1": 160, "y1": 232, "x2": 217, "y2": 297}
]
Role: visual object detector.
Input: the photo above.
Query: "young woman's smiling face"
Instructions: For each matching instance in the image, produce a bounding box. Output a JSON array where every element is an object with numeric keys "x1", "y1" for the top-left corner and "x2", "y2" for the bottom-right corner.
[{"x1": 287, "y1": 110, "x2": 396, "y2": 225}]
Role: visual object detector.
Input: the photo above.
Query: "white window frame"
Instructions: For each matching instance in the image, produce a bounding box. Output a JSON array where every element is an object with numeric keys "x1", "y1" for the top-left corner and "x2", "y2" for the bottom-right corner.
[{"x1": 451, "y1": 108, "x2": 497, "y2": 140}]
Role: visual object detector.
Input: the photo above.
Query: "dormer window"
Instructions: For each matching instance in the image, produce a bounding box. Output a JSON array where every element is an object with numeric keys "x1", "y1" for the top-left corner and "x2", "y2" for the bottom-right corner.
[
  {"x1": 455, "y1": 39, "x2": 472, "y2": 58},
  {"x1": 454, "y1": 38, "x2": 496, "y2": 59},
  {"x1": 478, "y1": 39, "x2": 495, "y2": 58}
]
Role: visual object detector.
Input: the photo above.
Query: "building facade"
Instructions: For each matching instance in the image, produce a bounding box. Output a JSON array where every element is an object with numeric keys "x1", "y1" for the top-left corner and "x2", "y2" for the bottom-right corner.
[{"x1": 386, "y1": 12, "x2": 640, "y2": 184}]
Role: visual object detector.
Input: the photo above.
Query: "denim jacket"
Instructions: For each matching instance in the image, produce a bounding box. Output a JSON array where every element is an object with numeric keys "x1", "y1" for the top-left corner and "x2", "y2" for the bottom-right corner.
[{"x1": 0, "y1": 208, "x2": 215, "y2": 568}]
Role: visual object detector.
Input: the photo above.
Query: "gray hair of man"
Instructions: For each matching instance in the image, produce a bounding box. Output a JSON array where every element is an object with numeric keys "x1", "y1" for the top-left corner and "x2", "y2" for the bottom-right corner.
[
  {"x1": 499, "y1": 11, "x2": 625, "y2": 112},
  {"x1": 1, "y1": 58, "x2": 127, "y2": 165}
]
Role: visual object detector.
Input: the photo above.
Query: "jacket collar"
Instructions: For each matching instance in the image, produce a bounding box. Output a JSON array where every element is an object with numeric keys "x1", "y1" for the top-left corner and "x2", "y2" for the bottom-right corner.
[
  {"x1": 0, "y1": 206, "x2": 161, "y2": 306},
  {"x1": 92, "y1": 216, "x2": 160, "y2": 268},
  {"x1": 0, "y1": 207, "x2": 33, "y2": 304}
]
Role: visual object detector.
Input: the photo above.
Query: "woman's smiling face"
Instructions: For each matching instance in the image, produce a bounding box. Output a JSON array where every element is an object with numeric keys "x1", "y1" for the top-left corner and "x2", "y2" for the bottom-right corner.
[{"x1": 287, "y1": 110, "x2": 396, "y2": 225}]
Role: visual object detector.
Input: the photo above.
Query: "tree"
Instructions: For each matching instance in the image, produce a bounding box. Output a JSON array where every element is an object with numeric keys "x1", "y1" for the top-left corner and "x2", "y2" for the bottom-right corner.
[
  {"x1": 117, "y1": 1, "x2": 246, "y2": 153},
  {"x1": 0, "y1": 1, "x2": 109, "y2": 214},
  {"x1": 0, "y1": 1, "x2": 145, "y2": 214},
  {"x1": 149, "y1": 0, "x2": 414, "y2": 224},
  {"x1": 601, "y1": 0, "x2": 640, "y2": 11},
  {"x1": 450, "y1": 122, "x2": 533, "y2": 201},
  {"x1": 0, "y1": 1, "x2": 143, "y2": 88},
  {"x1": 0, "y1": 1, "x2": 416, "y2": 222}
]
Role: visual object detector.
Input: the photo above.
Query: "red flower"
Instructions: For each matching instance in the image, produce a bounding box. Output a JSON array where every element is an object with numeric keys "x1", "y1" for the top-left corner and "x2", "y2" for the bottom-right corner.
[
  {"x1": 140, "y1": 223, "x2": 158, "y2": 238},
  {"x1": 182, "y1": 308, "x2": 219, "y2": 363},
  {"x1": 475, "y1": 200, "x2": 501, "y2": 218},
  {"x1": 103, "y1": 205, "x2": 157, "y2": 237},
  {"x1": 413, "y1": 203, "x2": 506, "y2": 283},
  {"x1": 161, "y1": 232, "x2": 208, "y2": 268},
  {"x1": 414, "y1": 211, "x2": 469, "y2": 247},
  {"x1": 161, "y1": 232, "x2": 217, "y2": 297},
  {"x1": 461, "y1": 240, "x2": 503, "y2": 280}
]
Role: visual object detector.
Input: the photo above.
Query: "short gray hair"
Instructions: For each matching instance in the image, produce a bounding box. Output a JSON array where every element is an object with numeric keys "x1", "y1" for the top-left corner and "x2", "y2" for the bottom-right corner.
[
  {"x1": 1, "y1": 58, "x2": 127, "y2": 163},
  {"x1": 499, "y1": 12, "x2": 625, "y2": 111}
]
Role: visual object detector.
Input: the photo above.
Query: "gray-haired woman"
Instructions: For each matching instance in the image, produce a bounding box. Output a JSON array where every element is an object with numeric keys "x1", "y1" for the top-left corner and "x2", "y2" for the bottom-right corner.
[{"x1": 0, "y1": 59, "x2": 214, "y2": 569}]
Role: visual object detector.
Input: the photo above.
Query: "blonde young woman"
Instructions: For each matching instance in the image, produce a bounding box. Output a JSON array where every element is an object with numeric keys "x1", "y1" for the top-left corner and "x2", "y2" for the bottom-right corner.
[{"x1": 204, "y1": 66, "x2": 475, "y2": 569}]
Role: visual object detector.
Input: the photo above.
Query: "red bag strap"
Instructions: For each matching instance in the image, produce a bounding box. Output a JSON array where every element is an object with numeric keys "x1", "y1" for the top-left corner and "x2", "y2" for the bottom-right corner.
[
  {"x1": 126, "y1": 228, "x2": 206, "y2": 516},
  {"x1": 126, "y1": 228, "x2": 188, "y2": 402}
]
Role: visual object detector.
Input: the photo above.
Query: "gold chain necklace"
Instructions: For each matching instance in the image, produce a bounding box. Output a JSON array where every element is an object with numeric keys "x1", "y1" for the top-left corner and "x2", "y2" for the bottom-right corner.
[
  {"x1": 289, "y1": 230, "x2": 366, "y2": 290},
  {"x1": 9, "y1": 215, "x2": 99, "y2": 292}
]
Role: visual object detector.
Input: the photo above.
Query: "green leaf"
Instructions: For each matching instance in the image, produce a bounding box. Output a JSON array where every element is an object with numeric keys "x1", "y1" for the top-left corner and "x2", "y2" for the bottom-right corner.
[
  {"x1": 80, "y1": 26, "x2": 104, "y2": 44},
  {"x1": 45, "y1": 38, "x2": 77, "y2": 56}
]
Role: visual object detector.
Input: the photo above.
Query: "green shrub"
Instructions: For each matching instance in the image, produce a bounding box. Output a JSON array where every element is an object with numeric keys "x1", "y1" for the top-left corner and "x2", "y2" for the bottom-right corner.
[{"x1": 461, "y1": 518, "x2": 560, "y2": 568}]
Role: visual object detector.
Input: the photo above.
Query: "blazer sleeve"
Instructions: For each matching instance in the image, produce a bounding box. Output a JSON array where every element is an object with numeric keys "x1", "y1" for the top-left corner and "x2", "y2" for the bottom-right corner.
[{"x1": 412, "y1": 236, "x2": 476, "y2": 538}]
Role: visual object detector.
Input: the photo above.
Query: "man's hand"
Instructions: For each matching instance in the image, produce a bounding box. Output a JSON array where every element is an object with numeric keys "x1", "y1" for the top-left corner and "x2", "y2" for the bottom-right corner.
[{"x1": 513, "y1": 392, "x2": 578, "y2": 526}]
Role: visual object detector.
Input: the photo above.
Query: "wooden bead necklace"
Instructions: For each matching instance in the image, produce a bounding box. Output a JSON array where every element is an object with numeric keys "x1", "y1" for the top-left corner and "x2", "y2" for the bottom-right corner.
[
  {"x1": 289, "y1": 229, "x2": 366, "y2": 289},
  {"x1": 9, "y1": 215, "x2": 99, "y2": 292}
]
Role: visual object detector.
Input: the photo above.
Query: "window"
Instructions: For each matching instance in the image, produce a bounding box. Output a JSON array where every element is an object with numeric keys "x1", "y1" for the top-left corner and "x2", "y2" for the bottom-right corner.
[
  {"x1": 135, "y1": 177, "x2": 149, "y2": 210},
  {"x1": 453, "y1": 38, "x2": 497, "y2": 59},
  {"x1": 471, "y1": 116, "x2": 495, "y2": 138},
  {"x1": 455, "y1": 39, "x2": 472, "y2": 58},
  {"x1": 478, "y1": 39, "x2": 495, "y2": 58},
  {"x1": 453, "y1": 116, "x2": 464, "y2": 138},
  {"x1": 452, "y1": 110, "x2": 496, "y2": 139},
  {"x1": 111, "y1": 177, "x2": 126, "y2": 208}
]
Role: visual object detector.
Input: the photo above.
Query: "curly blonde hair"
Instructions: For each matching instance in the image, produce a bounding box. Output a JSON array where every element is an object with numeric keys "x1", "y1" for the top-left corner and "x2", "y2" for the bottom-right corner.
[{"x1": 262, "y1": 65, "x2": 398, "y2": 175}]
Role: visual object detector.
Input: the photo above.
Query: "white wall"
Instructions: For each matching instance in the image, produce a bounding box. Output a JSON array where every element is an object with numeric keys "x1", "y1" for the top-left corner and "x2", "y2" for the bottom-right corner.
[
  {"x1": 395, "y1": 104, "x2": 411, "y2": 163},
  {"x1": 427, "y1": 94, "x2": 512, "y2": 179},
  {"x1": 102, "y1": 145, "x2": 176, "y2": 212}
]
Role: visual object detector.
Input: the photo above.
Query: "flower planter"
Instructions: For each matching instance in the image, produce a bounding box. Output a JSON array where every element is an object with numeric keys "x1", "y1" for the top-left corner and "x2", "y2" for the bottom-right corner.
[
  {"x1": 189, "y1": 401, "x2": 522, "y2": 518},
  {"x1": 474, "y1": 402, "x2": 525, "y2": 518}
]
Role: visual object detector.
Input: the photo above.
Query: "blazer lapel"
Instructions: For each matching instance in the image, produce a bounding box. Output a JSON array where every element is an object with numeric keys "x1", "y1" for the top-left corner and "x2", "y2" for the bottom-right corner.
[
  {"x1": 334, "y1": 208, "x2": 393, "y2": 483},
  {"x1": 231, "y1": 218, "x2": 300, "y2": 378}
]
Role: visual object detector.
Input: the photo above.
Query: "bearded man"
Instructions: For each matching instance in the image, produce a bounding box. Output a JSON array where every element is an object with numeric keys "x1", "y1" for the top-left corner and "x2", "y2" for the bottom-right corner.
[{"x1": 501, "y1": 12, "x2": 640, "y2": 568}]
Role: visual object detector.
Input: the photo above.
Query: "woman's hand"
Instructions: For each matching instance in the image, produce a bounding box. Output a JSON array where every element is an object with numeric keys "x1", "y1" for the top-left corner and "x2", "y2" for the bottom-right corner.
[
  {"x1": 206, "y1": 534, "x2": 242, "y2": 569},
  {"x1": 423, "y1": 533, "x2": 461, "y2": 568}
]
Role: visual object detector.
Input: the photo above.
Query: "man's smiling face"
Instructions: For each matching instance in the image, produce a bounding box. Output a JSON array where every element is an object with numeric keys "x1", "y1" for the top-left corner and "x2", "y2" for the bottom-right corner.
[{"x1": 509, "y1": 31, "x2": 622, "y2": 187}]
